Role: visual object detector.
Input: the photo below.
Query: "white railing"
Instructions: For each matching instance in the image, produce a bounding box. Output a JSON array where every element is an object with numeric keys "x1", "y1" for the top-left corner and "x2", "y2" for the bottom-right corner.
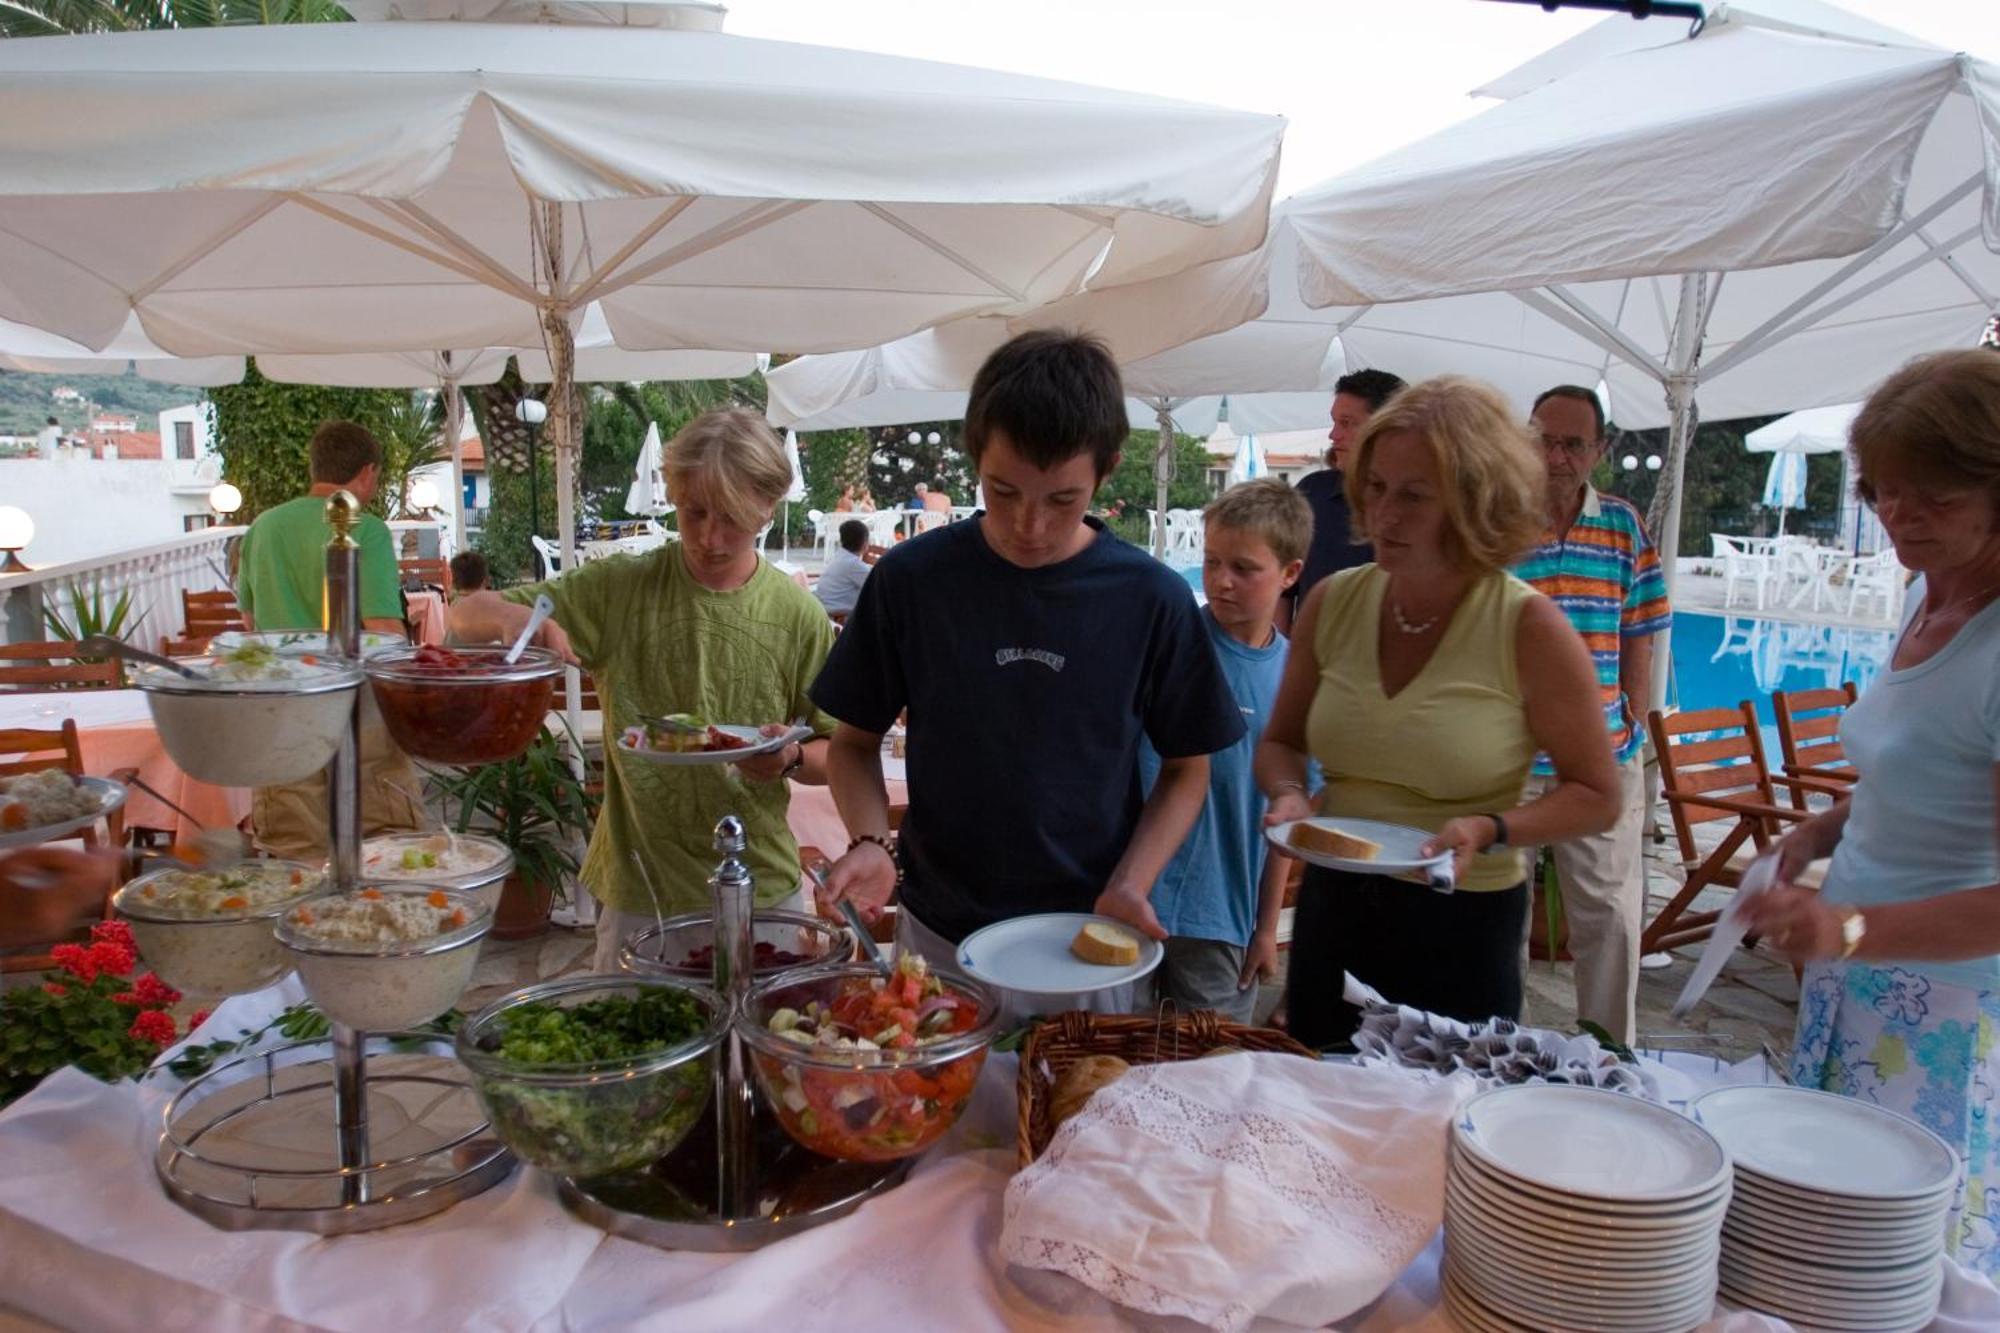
[{"x1": 0, "y1": 526, "x2": 245, "y2": 650}]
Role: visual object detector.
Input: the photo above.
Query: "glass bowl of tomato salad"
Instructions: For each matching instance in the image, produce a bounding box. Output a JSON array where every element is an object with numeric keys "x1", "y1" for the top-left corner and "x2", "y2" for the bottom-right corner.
[{"x1": 364, "y1": 644, "x2": 562, "y2": 766}]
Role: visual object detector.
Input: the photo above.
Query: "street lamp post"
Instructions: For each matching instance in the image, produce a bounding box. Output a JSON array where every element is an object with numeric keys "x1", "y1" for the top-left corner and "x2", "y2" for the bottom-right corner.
[{"x1": 516, "y1": 399, "x2": 548, "y2": 574}]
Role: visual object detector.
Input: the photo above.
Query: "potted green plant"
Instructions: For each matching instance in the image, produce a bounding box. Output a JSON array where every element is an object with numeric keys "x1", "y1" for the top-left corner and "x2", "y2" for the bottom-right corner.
[{"x1": 426, "y1": 727, "x2": 598, "y2": 940}]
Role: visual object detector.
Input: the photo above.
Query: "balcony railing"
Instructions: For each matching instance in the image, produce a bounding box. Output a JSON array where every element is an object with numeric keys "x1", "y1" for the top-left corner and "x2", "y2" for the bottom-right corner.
[{"x1": 0, "y1": 527, "x2": 244, "y2": 650}]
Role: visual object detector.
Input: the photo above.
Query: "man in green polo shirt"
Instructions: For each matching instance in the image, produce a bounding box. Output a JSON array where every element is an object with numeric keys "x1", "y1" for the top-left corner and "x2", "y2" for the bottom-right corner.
[{"x1": 236, "y1": 420, "x2": 425, "y2": 856}]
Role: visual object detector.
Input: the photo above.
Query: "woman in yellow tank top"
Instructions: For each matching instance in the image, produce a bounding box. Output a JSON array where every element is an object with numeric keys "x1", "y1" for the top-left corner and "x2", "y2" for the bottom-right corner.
[{"x1": 1255, "y1": 378, "x2": 1620, "y2": 1048}]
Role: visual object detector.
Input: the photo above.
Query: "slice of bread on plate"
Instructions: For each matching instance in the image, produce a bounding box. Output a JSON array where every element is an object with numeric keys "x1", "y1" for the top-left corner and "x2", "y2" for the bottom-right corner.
[
  {"x1": 1288, "y1": 821, "x2": 1384, "y2": 861},
  {"x1": 1070, "y1": 920, "x2": 1141, "y2": 966}
]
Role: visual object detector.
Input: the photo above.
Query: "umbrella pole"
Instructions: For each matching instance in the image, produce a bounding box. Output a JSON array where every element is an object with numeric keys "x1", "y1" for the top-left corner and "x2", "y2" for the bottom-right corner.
[
  {"x1": 442, "y1": 358, "x2": 465, "y2": 556},
  {"x1": 1646, "y1": 275, "x2": 1710, "y2": 713},
  {"x1": 1153, "y1": 400, "x2": 1173, "y2": 560}
]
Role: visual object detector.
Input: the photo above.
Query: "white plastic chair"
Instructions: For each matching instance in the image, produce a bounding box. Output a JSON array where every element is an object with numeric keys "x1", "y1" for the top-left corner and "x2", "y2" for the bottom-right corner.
[
  {"x1": 1164, "y1": 509, "x2": 1204, "y2": 565},
  {"x1": 530, "y1": 534, "x2": 563, "y2": 579},
  {"x1": 1712, "y1": 535, "x2": 1775, "y2": 610},
  {"x1": 864, "y1": 511, "x2": 903, "y2": 549},
  {"x1": 1844, "y1": 550, "x2": 1904, "y2": 622},
  {"x1": 806, "y1": 509, "x2": 837, "y2": 562}
]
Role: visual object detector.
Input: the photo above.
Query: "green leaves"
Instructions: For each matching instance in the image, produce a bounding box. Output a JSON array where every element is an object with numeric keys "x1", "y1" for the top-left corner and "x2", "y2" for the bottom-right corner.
[
  {"x1": 422, "y1": 725, "x2": 598, "y2": 906},
  {"x1": 207, "y1": 362, "x2": 414, "y2": 523}
]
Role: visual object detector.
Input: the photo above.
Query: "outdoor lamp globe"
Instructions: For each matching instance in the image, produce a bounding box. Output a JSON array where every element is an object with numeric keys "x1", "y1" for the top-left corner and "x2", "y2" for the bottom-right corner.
[
  {"x1": 906, "y1": 430, "x2": 922, "y2": 446},
  {"x1": 1621, "y1": 454, "x2": 1639, "y2": 471},
  {"x1": 926, "y1": 431, "x2": 942, "y2": 445},
  {"x1": 515, "y1": 399, "x2": 549, "y2": 427},
  {"x1": 0, "y1": 505, "x2": 32, "y2": 550},
  {"x1": 208, "y1": 482, "x2": 243, "y2": 516},
  {"x1": 408, "y1": 478, "x2": 440, "y2": 512},
  {"x1": 1646, "y1": 455, "x2": 1663, "y2": 471}
]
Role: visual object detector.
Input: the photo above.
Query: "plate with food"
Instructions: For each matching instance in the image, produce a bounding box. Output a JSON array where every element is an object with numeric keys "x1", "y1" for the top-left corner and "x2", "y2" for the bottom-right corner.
[
  {"x1": 954, "y1": 912, "x2": 1164, "y2": 997},
  {"x1": 1267, "y1": 817, "x2": 1454, "y2": 885},
  {"x1": 617, "y1": 715, "x2": 803, "y2": 766},
  {"x1": 0, "y1": 772, "x2": 126, "y2": 851}
]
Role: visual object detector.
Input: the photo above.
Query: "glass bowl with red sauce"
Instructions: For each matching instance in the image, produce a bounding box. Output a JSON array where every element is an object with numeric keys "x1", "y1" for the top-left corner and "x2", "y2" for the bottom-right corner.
[
  {"x1": 364, "y1": 644, "x2": 563, "y2": 766},
  {"x1": 618, "y1": 908, "x2": 852, "y2": 984}
]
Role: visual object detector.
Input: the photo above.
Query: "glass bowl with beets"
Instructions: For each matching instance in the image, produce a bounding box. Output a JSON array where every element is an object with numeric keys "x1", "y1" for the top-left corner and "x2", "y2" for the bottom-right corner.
[
  {"x1": 364, "y1": 644, "x2": 563, "y2": 766},
  {"x1": 619, "y1": 908, "x2": 853, "y2": 984},
  {"x1": 738, "y1": 957, "x2": 1000, "y2": 1163}
]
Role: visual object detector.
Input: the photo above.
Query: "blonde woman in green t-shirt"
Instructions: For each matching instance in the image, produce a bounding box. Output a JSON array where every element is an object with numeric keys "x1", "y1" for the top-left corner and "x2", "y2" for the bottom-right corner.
[
  {"x1": 1254, "y1": 378, "x2": 1620, "y2": 1049},
  {"x1": 452, "y1": 409, "x2": 838, "y2": 971}
]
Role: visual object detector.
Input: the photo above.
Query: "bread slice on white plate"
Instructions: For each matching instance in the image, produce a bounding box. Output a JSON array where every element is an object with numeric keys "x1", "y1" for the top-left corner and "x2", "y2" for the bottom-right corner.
[
  {"x1": 1070, "y1": 920, "x2": 1141, "y2": 967},
  {"x1": 1288, "y1": 821, "x2": 1384, "y2": 861}
]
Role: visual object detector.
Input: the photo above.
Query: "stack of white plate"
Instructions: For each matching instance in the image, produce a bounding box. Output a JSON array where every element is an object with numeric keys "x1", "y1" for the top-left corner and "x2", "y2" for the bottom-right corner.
[
  {"x1": 1692, "y1": 1086, "x2": 1957, "y2": 1330},
  {"x1": 1442, "y1": 1084, "x2": 1731, "y2": 1333}
]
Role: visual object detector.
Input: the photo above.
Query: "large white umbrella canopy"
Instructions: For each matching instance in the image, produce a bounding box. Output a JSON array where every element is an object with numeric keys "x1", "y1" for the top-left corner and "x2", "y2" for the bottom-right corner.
[
  {"x1": 0, "y1": 313, "x2": 243, "y2": 387},
  {"x1": 766, "y1": 212, "x2": 1346, "y2": 553},
  {"x1": 1744, "y1": 402, "x2": 1860, "y2": 455},
  {"x1": 1265, "y1": 2, "x2": 1996, "y2": 700},
  {"x1": 0, "y1": 7, "x2": 1282, "y2": 573}
]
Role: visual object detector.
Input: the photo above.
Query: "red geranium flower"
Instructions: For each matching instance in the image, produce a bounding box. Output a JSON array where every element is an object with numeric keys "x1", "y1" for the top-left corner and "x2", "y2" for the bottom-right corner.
[
  {"x1": 127, "y1": 1010, "x2": 178, "y2": 1048},
  {"x1": 133, "y1": 973, "x2": 181, "y2": 1009},
  {"x1": 90, "y1": 920, "x2": 135, "y2": 950},
  {"x1": 49, "y1": 942, "x2": 96, "y2": 984},
  {"x1": 189, "y1": 1009, "x2": 211, "y2": 1031},
  {"x1": 86, "y1": 939, "x2": 137, "y2": 979},
  {"x1": 111, "y1": 990, "x2": 143, "y2": 1007},
  {"x1": 41, "y1": 981, "x2": 67, "y2": 998}
]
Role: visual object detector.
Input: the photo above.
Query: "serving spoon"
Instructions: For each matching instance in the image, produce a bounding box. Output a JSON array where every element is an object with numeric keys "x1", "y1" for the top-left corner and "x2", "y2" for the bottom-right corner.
[
  {"x1": 77, "y1": 634, "x2": 202, "y2": 680},
  {"x1": 504, "y1": 594, "x2": 555, "y2": 665}
]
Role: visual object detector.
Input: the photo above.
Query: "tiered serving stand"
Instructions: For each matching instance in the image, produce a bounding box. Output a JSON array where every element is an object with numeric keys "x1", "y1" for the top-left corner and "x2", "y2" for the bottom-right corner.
[{"x1": 141, "y1": 494, "x2": 917, "y2": 1245}]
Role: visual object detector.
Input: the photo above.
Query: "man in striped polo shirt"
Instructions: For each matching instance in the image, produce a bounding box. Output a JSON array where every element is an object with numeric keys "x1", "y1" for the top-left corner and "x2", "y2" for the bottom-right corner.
[{"x1": 1514, "y1": 385, "x2": 1671, "y2": 1044}]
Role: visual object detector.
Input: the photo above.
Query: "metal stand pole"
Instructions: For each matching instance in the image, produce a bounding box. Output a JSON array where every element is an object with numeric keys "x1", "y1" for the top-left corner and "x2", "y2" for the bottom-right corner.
[
  {"x1": 323, "y1": 491, "x2": 369, "y2": 1205},
  {"x1": 710, "y1": 815, "x2": 755, "y2": 1219}
]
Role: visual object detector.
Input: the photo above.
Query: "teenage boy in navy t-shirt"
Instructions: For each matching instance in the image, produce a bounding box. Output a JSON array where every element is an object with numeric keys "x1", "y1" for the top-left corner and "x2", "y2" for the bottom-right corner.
[{"x1": 811, "y1": 330, "x2": 1244, "y2": 1008}]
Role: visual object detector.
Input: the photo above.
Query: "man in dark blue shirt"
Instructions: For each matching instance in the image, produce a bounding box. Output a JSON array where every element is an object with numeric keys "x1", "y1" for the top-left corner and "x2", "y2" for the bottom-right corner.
[
  {"x1": 811, "y1": 331, "x2": 1244, "y2": 964},
  {"x1": 1284, "y1": 368, "x2": 1405, "y2": 629}
]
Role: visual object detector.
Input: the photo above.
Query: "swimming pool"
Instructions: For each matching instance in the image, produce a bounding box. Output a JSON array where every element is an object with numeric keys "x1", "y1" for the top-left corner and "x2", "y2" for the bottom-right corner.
[{"x1": 1669, "y1": 610, "x2": 1894, "y2": 738}]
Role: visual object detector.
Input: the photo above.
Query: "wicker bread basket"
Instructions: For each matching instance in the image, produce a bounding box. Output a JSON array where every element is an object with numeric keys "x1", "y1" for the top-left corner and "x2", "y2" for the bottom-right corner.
[{"x1": 1016, "y1": 1008, "x2": 1315, "y2": 1166}]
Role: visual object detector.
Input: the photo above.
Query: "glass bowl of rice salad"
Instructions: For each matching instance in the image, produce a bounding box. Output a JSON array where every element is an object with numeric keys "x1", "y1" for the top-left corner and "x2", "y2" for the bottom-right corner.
[
  {"x1": 132, "y1": 644, "x2": 362, "y2": 787},
  {"x1": 275, "y1": 885, "x2": 492, "y2": 1031},
  {"x1": 114, "y1": 859, "x2": 325, "y2": 995}
]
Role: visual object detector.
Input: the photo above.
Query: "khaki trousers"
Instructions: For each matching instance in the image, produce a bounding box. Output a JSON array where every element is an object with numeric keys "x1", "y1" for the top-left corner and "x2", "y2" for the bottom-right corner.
[
  {"x1": 1521, "y1": 755, "x2": 1648, "y2": 1045},
  {"x1": 250, "y1": 698, "x2": 428, "y2": 861}
]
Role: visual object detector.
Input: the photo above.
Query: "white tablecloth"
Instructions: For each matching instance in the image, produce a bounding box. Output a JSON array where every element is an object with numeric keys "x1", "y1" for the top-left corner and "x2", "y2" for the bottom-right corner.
[{"x1": 1, "y1": 983, "x2": 1996, "y2": 1332}]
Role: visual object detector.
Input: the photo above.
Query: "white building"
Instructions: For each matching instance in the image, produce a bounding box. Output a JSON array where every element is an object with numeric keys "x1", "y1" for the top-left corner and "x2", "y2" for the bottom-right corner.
[{"x1": 159, "y1": 402, "x2": 222, "y2": 497}]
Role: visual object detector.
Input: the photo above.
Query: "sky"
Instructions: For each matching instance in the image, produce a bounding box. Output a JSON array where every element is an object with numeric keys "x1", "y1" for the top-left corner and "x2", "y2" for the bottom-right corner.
[{"x1": 719, "y1": 0, "x2": 2000, "y2": 196}]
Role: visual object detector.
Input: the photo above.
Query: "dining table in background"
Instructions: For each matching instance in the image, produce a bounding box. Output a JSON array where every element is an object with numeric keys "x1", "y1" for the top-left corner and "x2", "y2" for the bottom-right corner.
[
  {"x1": 0, "y1": 689, "x2": 248, "y2": 841},
  {"x1": 405, "y1": 589, "x2": 450, "y2": 646}
]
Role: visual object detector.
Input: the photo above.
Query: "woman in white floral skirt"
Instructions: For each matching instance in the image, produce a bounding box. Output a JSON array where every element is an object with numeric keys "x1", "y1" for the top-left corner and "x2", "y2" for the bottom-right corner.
[{"x1": 1746, "y1": 348, "x2": 2000, "y2": 1273}]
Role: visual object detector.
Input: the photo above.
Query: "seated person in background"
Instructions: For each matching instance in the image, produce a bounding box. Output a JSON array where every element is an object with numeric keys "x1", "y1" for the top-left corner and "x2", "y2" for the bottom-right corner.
[
  {"x1": 907, "y1": 483, "x2": 931, "y2": 511},
  {"x1": 1139, "y1": 478, "x2": 1314, "y2": 1022},
  {"x1": 814, "y1": 519, "x2": 873, "y2": 618},
  {"x1": 448, "y1": 550, "x2": 489, "y2": 597},
  {"x1": 812, "y1": 330, "x2": 1243, "y2": 1018},
  {"x1": 923, "y1": 485, "x2": 953, "y2": 513},
  {"x1": 854, "y1": 486, "x2": 878, "y2": 513}
]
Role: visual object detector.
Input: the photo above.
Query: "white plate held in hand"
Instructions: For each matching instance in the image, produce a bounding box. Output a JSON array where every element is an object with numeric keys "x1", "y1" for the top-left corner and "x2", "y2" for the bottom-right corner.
[
  {"x1": 1266, "y1": 817, "x2": 1454, "y2": 888},
  {"x1": 616, "y1": 724, "x2": 806, "y2": 767}
]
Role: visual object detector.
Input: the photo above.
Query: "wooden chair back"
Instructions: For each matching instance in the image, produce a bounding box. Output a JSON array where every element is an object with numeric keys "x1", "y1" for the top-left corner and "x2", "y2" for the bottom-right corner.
[
  {"x1": 1647, "y1": 701, "x2": 1783, "y2": 862},
  {"x1": 1773, "y1": 682, "x2": 1859, "y2": 806},
  {"x1": 400, "y1": 557, "x2": 452, "y2": 594},
  {"x1": 0, "y1": 718, "x2": 86, "y2": 782},
  {"x1": 160, "y1": 634, "x2": 210, "y2": 658},
  {"x1": 182, "y1": 588, "x2": 247, "y2": 640},
  {"x1": 0, "y1": 641, "x2": 120, "y2": 692}
]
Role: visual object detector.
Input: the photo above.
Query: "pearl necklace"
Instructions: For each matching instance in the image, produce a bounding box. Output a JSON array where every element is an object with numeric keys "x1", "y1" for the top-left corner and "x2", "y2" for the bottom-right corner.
[{"x1": 1390, "y1": 599, "x2": 1441, "y2": 636}]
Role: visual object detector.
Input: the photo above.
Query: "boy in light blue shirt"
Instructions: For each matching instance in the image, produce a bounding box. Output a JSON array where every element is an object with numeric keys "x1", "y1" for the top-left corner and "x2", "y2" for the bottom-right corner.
[{"x1": 1138, "y1": 479, "x2": 1314, "y2": 1021}]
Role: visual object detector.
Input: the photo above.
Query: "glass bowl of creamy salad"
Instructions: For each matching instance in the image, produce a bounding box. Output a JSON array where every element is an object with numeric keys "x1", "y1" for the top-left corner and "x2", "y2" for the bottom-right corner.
[
  {"x1": 114, "y1": 859, "x2": 325, "y2": 996},
  {"x1": 133, "y1": 644, "x2": 363, "y2": 787},
  {"x1": 358, "y1": 833, "x2": 514, "y2": 913},
  {"x1": 275, "y1": 885, "x2": 492, "y2": 1032}
]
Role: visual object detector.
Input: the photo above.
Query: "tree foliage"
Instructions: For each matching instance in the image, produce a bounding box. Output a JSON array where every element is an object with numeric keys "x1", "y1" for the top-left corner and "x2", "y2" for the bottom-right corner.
[
  {"x1": 0, "y1": 0, "x2": 349, "y2": 39},
  {"x1": 1096, "y1": 428, "x2": 1214, "y2": 546},
  {"x1": 1600, "y1": 413, "x2": 1851, "y2": 553},
  {"x1": 206, "y1": 361, "x2": 413, "y2": 521}
]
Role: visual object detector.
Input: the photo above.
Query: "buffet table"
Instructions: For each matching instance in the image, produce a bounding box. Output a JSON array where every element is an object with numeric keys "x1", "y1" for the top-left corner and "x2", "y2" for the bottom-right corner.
[
  {"x1": 1, "y1": 979, "x2": 1996, "y2": 1333},
  {"x1": 0, "y1": 689, "x2": 247, "y2": 840}
]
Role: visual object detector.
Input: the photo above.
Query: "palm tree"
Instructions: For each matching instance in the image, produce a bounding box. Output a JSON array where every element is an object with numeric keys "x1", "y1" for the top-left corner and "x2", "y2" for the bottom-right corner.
[{"x1": 0, "y1": 0, "x2": 348, "y2": 40}]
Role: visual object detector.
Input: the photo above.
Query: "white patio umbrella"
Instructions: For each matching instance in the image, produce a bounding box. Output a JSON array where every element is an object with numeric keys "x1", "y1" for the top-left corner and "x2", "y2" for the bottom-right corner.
[
  {"x1": 0, "y1": 3, "x2": 1283, "y2": 579},
  {"x1": 1746, "y1": 401, "x2": 1885, "y2": 553},
  {"x1": 0, "y1": 313, "x2": 243, "y2": 387},
  {"x1": 625, "y1": 422, "x2": 667, "y2": 517},
  {"x1": 767, "y1": 212, "x2": 1345, "y2": 556},
  {"x1": 1227, "y1": 431, "x2": 1267, "y2": 487},
  {"x1": 1266, "y1": 2, "x2": 1996, "y2": 701},
  {"x1": 1759, "y1": 450, "x2": 1810, "y2": 535}
]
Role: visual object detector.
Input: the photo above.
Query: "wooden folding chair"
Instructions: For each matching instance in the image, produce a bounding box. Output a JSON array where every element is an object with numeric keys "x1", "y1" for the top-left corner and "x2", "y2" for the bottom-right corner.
[
  {"x1": 160, "y1": 634, "x2": 209, "y2": 658},
  {"x1": 1642, "y1": 701, "x2": 1839, "y2": 955},
  {"x1": 399, "y1": 556, "x2": 452, "y2": 594},
  {"x1": 1, "y1": 721, "x2": 128, "y2": 972},
  {"x1": 1772, "y1": 683, "x2": 1859, "y2": 809},
  {"x1": 182, "y1": 588, "x2": 247, "y2": 641},
  {"x1": 0, "y1": 640, "x2": 121, "y2": 692}
]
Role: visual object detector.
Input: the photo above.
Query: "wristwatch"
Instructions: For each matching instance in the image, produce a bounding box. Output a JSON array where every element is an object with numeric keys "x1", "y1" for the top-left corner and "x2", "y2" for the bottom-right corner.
[
  {"x1": 1485, "y1": 813, "x2": 1510, "y2": 850},
  {"x1": 1836, "y1": 907, "x2": 1867, "y2": 960},
  {"x1": 778, "y1": 741, "x2": 807, "y2": 781}
]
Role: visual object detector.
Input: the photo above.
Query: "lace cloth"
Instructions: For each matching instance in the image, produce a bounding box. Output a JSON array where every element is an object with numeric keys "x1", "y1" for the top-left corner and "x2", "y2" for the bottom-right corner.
[{"x1": 1000, "y1": 1054, "x2": 1477, "y2": 1331}]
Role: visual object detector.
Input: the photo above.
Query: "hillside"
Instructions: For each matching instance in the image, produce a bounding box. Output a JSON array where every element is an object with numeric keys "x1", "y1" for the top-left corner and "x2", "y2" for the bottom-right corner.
[{"x1": 0, "y1": 367, "x2": 204, "y2": 434}]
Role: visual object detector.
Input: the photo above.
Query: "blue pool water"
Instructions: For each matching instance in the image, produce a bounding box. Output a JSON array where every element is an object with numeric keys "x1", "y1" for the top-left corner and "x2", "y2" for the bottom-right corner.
[{"x1": 1668, "y1": 611, "x2": 1894, "y2": 728}]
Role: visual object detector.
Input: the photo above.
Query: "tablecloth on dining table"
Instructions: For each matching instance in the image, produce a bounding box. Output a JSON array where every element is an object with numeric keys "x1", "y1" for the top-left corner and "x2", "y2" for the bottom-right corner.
[{"x1": 0, "y1": 978, "x2": 1996, "y2": 1333}]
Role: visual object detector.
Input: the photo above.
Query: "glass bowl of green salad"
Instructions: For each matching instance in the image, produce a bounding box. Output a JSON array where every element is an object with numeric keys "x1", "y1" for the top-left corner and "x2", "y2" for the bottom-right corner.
[{"x1": 456, "y1": 975, "x2": 727, "y2": 1178}]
